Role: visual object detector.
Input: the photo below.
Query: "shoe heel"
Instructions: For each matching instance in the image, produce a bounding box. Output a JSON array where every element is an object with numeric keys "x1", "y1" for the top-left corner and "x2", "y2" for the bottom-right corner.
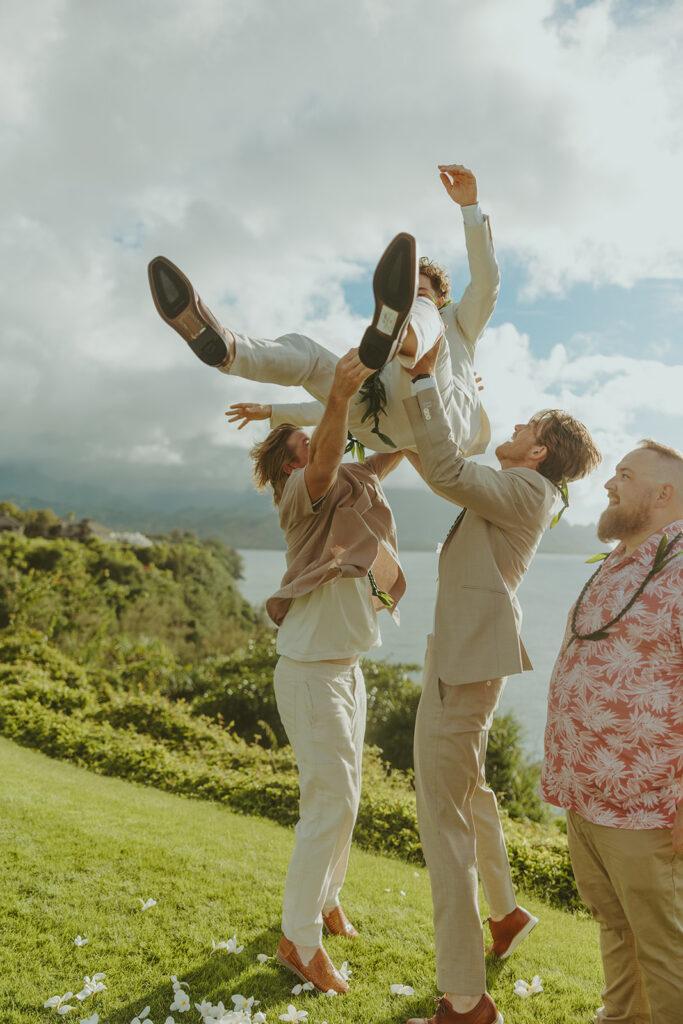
[{"x1": 188, "y1": 325, "x2": 229, "y2": 367}]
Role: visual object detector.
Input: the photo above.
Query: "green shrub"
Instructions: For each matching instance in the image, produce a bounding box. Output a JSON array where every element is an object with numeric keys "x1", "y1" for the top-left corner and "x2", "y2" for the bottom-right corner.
[{"x1": 0, "y1": 629, "x2": 582, "y2": 911}]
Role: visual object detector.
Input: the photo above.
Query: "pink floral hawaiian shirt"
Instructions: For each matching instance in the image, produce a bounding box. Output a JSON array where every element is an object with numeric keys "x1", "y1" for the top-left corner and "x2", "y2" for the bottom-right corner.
[{"x1": 541, "y1": 520, "x2": 683, "y2": 828}]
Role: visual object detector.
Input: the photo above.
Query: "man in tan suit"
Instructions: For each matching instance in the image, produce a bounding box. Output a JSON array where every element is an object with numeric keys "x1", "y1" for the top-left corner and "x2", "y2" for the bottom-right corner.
[{"x1": 402, "y1": 341, "x2": 601, "y2": 1024}]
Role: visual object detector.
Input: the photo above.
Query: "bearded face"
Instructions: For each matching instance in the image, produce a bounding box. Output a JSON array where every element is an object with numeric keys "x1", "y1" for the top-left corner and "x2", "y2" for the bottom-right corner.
[{"x1": 597, "y1": 492, "x2": 654, "y2": 544}]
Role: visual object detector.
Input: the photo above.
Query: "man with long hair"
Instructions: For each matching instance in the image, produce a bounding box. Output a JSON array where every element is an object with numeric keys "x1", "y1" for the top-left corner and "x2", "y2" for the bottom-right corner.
[{"x1": 245, "y1": 349, "x2": 407, "y2": 995}]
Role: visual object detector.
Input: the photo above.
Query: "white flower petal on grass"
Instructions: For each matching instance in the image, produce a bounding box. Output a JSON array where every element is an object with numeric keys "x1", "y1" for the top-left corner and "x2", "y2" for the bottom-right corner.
[
  {"x1": 256, "y1": 953, "x2": 271, "y2": 964},
  {"x1": 413, "y1": 871, "x2": 419, "y2": 877},
  {"x1": 73, "y1": 936, "x2": 88, "y2": 947},
  {"x1": 400, "y1": 890, "x2": 406, "y2": 896},
  {"x1": 212, "y1": 935, "x2": 244, "y2": 955},
  {"x1": 170, "y1": 989, "x2": 191, "y2": 1012},
  {"x1": 131, "y1": 1007, "x2": 151, "y2": 1023},
  {"x1": 165, "y1": 1018, "x2": 176, "y2": 1024},
  {"x1": 339, "y1": 962, "x2": 351, "y2": 981},
  {"x1": 324, "y1": 989, "x2": 337, "y2": 997},
  {"x1": 384, "y1": 888, "x2": 391, "y2": 892},
  {"x1": 76, "y1": 975, "x2": 107, "y2": 1001},
  {"x1": 514, "y1": 975, "x2": 543, "y2": 998},
  {"x1": 390, "y1": 984, "x2": 415, "y2": 996},
  {"x1": 253, "y1": 1014, "x2": 267, "y2": 1023},
  {"x1": 290, "y1": 984, "x2": 313, "y2": 995},
  {"x1": 79, "y1": 1014, "x2": 99, "y2": 1024},
  {"x1": 137, "y1": 897, "x2": 157, "y2": 911},
  {"x1": 170, "y1": 975, "x2": 189, "y2": 993},
  {"x1": 232, "y1": 995, "x2": 259, "y2": 1011},
  {"x1": 278, "y1": 1005, "x2": 308, "y2": 1023},
  {"x1": 44, "y1": 993, "x2": 75, "y2": 1014},
  {"x1": 194, "y1": 999, "x2": 215, "y2": 1017}
]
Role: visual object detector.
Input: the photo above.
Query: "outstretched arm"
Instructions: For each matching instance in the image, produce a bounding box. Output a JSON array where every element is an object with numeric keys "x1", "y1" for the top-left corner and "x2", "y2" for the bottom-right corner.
[
  {"x1": 305, "y1": 350, "x2": 373, "y2": 501},
  {"x1": 404, "y1": 343, "x2": 556, "y2": 530},
  {"x1": 438, "y1": 163, "x2": 500, "y2": 350},
  {"x1": 364, "y1": 449, "x2": 405, "y2": 480},
  {"x1": 227, "y1": 399, "x2": 325, "y2": 430}
]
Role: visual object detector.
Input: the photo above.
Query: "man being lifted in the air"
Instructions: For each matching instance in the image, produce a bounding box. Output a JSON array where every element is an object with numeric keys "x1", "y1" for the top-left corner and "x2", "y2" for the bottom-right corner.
[{"x1": 148, "y1": 164, "x2": 499, "y2": 459}]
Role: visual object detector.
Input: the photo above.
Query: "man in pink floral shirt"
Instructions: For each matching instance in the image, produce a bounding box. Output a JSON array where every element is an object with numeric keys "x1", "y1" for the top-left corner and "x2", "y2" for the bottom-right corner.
[{"x1": 542, "y1": 439, "x2": 683, "y2": 1024}]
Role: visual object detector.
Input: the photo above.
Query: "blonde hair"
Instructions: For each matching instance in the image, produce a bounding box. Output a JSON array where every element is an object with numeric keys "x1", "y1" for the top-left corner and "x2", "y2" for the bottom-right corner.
[
  {"x1": 530, "y1": 409, "x2": 601, "y2": 484},
  {"x1": 419, "y1": 257, "x2": 450, "y2": 301},
  {"x1": 637, "y1": 438, "x2": 683, "y2": 465},
  {"x1": 250, "y1": 423, "x2": 298, "y2": 505}
]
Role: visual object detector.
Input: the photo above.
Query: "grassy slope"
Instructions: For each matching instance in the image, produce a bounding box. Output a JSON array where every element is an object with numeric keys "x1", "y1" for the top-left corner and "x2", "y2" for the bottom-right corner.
[{"x1": 1, "y1": 738, "x2": 603, "y2": 1024}]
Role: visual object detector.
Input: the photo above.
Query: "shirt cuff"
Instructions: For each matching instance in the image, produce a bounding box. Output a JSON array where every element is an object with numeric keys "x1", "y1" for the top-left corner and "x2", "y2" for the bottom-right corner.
[
  {"x1": 411, "y1": 376, "x2": 437, "y2": 396},
  {"x1": 461, "y1": 202, "x2": 484, "y2": 227}
]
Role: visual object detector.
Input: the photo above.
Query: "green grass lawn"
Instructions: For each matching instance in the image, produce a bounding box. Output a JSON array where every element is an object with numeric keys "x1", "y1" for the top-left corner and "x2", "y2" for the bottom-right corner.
[{"x1": 1, "y1": 737, "x2": 602, "y2": 1024}]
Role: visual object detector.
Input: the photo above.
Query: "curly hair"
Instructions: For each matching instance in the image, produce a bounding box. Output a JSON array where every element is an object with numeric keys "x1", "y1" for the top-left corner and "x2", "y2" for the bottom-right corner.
[
  {"x1": 419, "y1": 257, "x2": 450, "y2": 302},
  {"x1": 250, "y1": 423, "x2": 298, "y2": 505},
  {"x1": 530, "y1": 409, "x2": 602, "y2": 484}
]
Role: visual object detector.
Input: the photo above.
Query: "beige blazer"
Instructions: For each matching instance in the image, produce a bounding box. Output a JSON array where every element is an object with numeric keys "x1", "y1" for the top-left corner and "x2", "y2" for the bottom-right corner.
[{"x1": 404, "y1": 386, "x2": 558, "y2": 686}]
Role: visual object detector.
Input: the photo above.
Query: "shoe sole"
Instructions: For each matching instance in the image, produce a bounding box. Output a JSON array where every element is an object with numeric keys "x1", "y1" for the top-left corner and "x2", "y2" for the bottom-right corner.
[
  {"x1": 275, "y1": 951, "x2": 348, "y2": 994},
  {"x1": 147, "y1": 256, "x2": 230, "y2": 367},
  {"x1": 495, "y1": 914, "x2": 539, "y2": 960},
  {"x1": 359, "y1": 232, "x2": 417, "y2": 370}
]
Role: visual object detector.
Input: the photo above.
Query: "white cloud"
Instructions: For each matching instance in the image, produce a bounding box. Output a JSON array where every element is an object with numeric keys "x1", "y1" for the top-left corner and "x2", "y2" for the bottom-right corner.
[{"x1": 1, "y1": 0, "x2": 682, "y2": 500}]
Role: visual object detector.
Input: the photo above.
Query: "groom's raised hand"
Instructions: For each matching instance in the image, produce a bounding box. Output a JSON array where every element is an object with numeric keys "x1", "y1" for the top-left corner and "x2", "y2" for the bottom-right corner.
[{"x1": 438, "y1": 163, "x2": 478, "y2": 207}]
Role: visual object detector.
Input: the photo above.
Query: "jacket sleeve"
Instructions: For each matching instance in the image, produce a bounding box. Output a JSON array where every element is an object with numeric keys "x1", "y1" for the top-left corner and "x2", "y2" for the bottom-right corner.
[
  {"x1": 403, "y1": 386, "x2": 557, "y2": 530},
  {"x1": 270, "y1": 400, "x2": 325, "y2": 429},
  {"x1": 442, "y1": 216, "x2": 500, "y2": 352}
]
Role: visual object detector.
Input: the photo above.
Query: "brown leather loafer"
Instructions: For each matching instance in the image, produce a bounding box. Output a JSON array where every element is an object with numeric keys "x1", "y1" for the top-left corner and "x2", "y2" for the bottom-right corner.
[
  {"x1": 148, "y1": 256, "x2": 234, "y2": 368},
  {"x1": 322, "y1": 905, "x2": 359, "y2": 939},
  {"x1": 407, "y1": 994, "x2": 503, "y2": 1024},
  {"x1": 275, "y1": 935, "x2": 349, "y2": 994},
  {"x1": 487, "y1": 904, "x2": 538, "y2": 959},
  {"x1": 359, "y1": 232, "x2": 417, "y2": 369}
]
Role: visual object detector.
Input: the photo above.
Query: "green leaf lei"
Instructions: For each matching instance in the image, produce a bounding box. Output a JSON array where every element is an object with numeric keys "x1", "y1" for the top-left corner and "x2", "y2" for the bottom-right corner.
[
  {"x1": 566, "y1": 530, "x2": 682, "y2": 648},
  {"x1": 344, "y1": 432, "x2": 366, "y2": 463},
  {"x1": 357, "y1": 371, "x2": 396, "y2": 449},
  {"x1": 367, "y1": 567, "x2": 393, "y2": 608},
  {"x1": 550, "y1": 476, "x2": 569, "y2": 528}
]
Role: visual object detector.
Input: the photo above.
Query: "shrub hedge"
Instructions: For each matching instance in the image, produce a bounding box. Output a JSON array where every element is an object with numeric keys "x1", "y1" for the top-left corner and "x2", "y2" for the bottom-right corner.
[{"x1": 0, "y1": 628, "x2": 582, "y2": 912}]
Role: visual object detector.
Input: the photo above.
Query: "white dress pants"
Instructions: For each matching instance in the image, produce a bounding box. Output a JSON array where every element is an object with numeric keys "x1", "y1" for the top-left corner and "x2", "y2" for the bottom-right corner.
[
  {"x1": 273, "y1": 656, "x2": 366, "y2": 946},
  {"x1": 221, "y1": 298, "x2": 470, "y2": 454}
]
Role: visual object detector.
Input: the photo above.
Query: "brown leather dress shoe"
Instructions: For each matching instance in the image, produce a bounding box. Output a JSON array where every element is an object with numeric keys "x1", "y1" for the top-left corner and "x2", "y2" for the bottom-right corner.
[
  {"x1": 147, "y1": 256, "x2": 234, "y2": 368},
  {"x1": 322, "y1": 905, "x2": 359, "y2": 939},
  {"x1": 275, "y1": 935, "x2": 349, "y2": 994},
  {"x1": 407, "y1": 994, "x2": 503, "y2": 1024},
  {"x1": 487, "y1": 904, "x2": 538, "y2": 959}
]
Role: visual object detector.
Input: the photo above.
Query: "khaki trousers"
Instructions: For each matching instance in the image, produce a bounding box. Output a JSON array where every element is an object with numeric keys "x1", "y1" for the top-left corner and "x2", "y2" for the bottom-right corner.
[
  {"x1": 273, "y1": 655, "x2": 365, "y2": 946},
  {"x1": 567, "y1": 810, "x2": 683, "y2": 1024},
  {"x1": 414, "y1": 637, "x2": 516, "y2": 994}
]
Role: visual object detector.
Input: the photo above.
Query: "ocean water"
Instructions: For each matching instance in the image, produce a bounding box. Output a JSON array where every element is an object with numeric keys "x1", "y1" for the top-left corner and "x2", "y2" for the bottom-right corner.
[{"x1": 237, "y1": 549, "x2": 597, "y2": 760}]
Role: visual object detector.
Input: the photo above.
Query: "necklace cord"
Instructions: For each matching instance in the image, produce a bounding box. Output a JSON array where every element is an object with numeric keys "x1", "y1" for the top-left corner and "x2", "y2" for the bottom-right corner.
[{"x1": 567, "y1": 531, "x2": 682, "y2": 648}]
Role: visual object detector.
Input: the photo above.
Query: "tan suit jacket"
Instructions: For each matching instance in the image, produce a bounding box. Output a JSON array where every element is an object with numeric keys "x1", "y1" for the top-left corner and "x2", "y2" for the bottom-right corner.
[{"x1": 404, "y1": 385, "x2": 558, "y2": 686}]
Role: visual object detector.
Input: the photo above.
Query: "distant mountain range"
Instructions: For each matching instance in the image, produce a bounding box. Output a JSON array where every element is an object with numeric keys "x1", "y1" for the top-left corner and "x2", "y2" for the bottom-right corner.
[{"x1": 2, "y1": 459, "x2": 601, "y2": 554}]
